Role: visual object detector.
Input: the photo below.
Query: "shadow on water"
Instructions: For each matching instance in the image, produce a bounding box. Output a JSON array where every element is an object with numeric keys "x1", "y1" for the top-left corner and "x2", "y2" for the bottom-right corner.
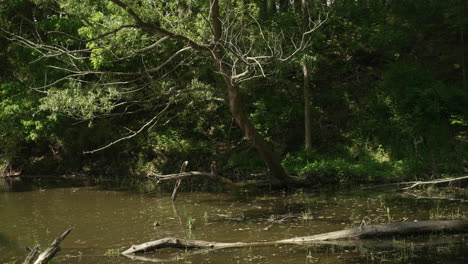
[
  {"x1": 0, "y1": 177, "x2": 13, "y2": 191},
  {"x1": 0, "y1": 176, "x2": 100, "y2": 192}
]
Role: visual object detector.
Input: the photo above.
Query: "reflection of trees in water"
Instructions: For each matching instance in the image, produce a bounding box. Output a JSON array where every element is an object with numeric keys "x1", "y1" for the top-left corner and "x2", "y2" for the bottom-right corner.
[
  {"x1": 0, "y1": 178, "x2": 41, "y2": 192},
  {"x1": 0, "y1": 178, "x2": 13, "y2": 191}
]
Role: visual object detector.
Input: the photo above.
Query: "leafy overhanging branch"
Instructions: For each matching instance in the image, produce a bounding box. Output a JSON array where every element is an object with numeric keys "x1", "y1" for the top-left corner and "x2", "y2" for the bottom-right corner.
[{"x1": 3, "y1": 0, "x2": 329, "y2": 178}]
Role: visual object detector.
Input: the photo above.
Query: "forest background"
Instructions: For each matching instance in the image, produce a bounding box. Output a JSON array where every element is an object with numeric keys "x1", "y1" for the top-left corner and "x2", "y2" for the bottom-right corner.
[{"x1": 0, "y1": 0, "x2": 466, "y2": 188}]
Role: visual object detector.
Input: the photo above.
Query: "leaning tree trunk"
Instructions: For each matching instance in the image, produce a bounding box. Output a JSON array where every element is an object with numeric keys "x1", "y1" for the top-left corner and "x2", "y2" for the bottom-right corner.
[
  {"x1": 303, "y1": 59, "x2": 312, "y2": 150},
  {"x1": 209, "y1": 0, "x2": 292, "y2": 184},
  {"x1": 226, "y1": 81, "x2": 291, "y2": 183}
]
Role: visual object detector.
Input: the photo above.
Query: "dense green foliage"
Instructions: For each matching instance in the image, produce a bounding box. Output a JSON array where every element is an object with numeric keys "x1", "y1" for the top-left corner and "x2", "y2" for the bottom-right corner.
[{"x1": 0, "y1": 0, "x2": 466, "y2": 185}]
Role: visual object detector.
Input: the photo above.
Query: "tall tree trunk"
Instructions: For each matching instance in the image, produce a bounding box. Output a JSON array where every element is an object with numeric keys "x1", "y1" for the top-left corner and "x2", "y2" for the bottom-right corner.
[
  {"x1": 209, "y1": 0, "x2": 291, "y2": 183},
  {"x1": 303, "y1": 60, "x2": 312, "y2": 150},
  {"x1": 302, "y1": 0, "x2": 312, "y2": 150},
  {"x1": 224, "y1": 80, "x2": 291, "y2": 183}
]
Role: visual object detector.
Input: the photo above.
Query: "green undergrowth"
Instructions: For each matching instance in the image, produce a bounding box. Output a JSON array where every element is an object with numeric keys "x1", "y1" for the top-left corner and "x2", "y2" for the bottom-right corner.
[{"x1": 283, "y1": 149, "x2": 415, "y2": 185}]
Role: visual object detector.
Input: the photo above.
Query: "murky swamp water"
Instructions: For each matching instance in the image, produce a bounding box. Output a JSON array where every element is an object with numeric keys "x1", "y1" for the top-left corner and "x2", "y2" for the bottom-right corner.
[{"x1": 0, "y1": 180, "x2": 467, "y2": 263}]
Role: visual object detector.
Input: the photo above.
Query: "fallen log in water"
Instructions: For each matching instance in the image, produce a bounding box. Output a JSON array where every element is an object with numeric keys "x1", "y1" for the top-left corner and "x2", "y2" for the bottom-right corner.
[
  {"x1": 123, "y1": 236, "x2": 467, "y2": 263},
  {"x1": 122, "y1": 220, "x2": 468, "y2": 255},
  {"x1": 23, "y1": 228, "x2": 73, "y2": 264},
  {"x1": 278, "y1": 220, "x2": 468, "y2": 242},
  {"x1": 363, "y1": 175, "x2": 468, "y2": 191},
  {"x1": 399, "y1": 192, "x2": 468, "y2": 203}
]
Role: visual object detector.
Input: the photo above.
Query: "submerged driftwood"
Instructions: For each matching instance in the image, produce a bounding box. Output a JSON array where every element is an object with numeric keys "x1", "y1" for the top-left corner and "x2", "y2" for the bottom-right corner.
[
  {"x1": 23, "y1": 228, "x2": 73, "y2": 264},
  {"x1": 396, "y1": 175, "x2": 468, "y2": 190},
  {"x1": 123, "y1": 236, "x2": 467, "y2": 263},
  {"x1": 149, "y1": 161, "x2": 306, "y2": 193},
  {"x1": 122, "y1": 220, "x2": 468, "y2": 255},
  {"x1": 399, "y1": 192, "x2": 468, "y2": 203},
  {"x1": 364, "y1": 175, "x2": 468, "y2": 191},
  {"x1": 148, "y1": 161, "x2": 239, "y2": 191}
]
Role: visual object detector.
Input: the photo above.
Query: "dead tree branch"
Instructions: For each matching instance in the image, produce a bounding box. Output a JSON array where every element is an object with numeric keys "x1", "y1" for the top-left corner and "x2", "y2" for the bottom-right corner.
[
  {"x1": 363, "y1": 175, "x2": 468, "y2": 191},
  {"x1": 148, "y1": 164, "x2": 238, "y2": 191},
  {"x1": 399, "y1": 192, "x2": 468, "y2": 203},
  {"x1": 23, "y1": 228, "x2": 73, "y2": 264},
  {"x1": 122, "y1": 220, "x2": 468, "y2": 256},
  {"x1": 108, "y1": 0, "x2": 210, "y2": 52},
  {"x1": 5, "y1": 0, "x2": 329, "y2": 181},
  {"x1": 83, "y1": 102, "x2": 171, "y2": 154},
  {"x1": 22, "y1": 247, "x2": 40, "y2": 264},
  {"x1": 171, "y1": 161, "x2": 188, "y2": 201},
  {"x1": 398, "y1": 175, "x2": 468, "y2": 190}
]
